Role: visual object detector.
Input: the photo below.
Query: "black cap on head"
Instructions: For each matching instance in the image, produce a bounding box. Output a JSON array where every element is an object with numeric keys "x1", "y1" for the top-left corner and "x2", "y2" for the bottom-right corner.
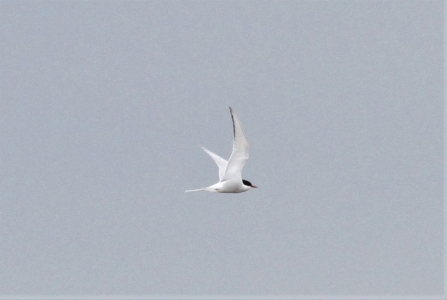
[{"x1": 242, "y1": 179, "x2": 253, "y2": 187}]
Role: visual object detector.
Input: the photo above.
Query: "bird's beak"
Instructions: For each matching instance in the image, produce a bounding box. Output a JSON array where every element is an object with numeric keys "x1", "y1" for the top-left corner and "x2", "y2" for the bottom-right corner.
[{"x1": 252, "y1": 185, "x2": 258, "y2": 188}]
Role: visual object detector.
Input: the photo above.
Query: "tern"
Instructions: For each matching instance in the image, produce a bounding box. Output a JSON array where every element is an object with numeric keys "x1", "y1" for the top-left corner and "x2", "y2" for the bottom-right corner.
[{"x1": 185, "y1": 107, "x2": 257, "y2": 193}]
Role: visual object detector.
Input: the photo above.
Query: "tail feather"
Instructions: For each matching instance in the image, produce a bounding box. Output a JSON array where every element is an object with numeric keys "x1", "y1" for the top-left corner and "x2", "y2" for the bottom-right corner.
[{"x1": 185, "y1": 188, "x2": 204, "y2": 192}]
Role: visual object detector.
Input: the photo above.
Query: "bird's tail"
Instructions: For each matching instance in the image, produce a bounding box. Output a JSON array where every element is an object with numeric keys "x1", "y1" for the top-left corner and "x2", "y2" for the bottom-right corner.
[{"x1": 185, "y1": 188, "x2": 205, "y2": 193}]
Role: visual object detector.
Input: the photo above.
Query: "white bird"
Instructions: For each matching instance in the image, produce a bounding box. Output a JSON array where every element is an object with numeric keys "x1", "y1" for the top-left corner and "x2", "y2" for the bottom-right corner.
[{"x1": 185, "y1": 107, "x2": 257, "y2": 193}]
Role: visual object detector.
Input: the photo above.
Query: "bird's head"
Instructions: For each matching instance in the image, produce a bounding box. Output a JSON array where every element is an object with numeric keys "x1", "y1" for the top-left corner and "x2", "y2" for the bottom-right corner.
[{"x1": 242, "y1": 179, "x2": 257, "y2": 188}]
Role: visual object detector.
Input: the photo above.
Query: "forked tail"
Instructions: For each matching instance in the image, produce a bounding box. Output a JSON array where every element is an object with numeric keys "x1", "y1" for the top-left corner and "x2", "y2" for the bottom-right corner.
[{"x1": 185, "y1": 188, "x2": 205, "y2": 192}]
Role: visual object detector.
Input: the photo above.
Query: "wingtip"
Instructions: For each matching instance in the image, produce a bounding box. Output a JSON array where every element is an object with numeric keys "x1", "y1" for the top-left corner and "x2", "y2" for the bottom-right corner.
[{"x1": 229, "y1": 107, "x2": 236, "y2": 138}]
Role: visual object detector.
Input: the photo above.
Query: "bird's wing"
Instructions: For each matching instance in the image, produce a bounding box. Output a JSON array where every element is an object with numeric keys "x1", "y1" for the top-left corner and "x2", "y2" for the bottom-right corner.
[
  {"x1": 201, "y1": 146, "x2": 228, "y2": 181},
  {"x1": 222, "y1": 107, "x2": 249, "y2": 181}
]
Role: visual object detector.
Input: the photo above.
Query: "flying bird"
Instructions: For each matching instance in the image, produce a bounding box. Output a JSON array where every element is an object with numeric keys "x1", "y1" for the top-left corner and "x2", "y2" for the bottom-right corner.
[{"x1": 185, "y1": 107, "x2": 257, "y2": 193}]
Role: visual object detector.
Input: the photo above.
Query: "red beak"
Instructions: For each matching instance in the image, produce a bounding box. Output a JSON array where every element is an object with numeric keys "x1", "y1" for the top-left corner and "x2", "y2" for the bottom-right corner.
[{"x1": 251, "y1": 185, "x2": 258, "y2": 188}]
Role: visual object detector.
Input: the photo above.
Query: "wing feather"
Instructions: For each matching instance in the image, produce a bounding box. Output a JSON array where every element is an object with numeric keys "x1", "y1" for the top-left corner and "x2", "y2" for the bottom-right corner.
[
  {"x1": 222, "y1": 107, "x2": 249, "y2": 181},
  {"x1": 201, "y1": 146, "x2": 228, "y2": 180}
]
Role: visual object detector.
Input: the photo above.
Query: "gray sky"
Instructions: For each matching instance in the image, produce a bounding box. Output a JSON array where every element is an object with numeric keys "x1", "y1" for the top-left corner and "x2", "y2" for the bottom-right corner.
[{"x1": 0, "y1": 1, "x2": 444, "y2": 298}]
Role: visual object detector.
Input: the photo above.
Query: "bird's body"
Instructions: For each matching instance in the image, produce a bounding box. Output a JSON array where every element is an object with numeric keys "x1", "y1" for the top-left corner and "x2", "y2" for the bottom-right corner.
[
  {"x1": 186, "y1": 179, "x2": 251, "y2": 193},
  {"x1": 185, "y1": 107, "x2": 257, "y2": 194}
]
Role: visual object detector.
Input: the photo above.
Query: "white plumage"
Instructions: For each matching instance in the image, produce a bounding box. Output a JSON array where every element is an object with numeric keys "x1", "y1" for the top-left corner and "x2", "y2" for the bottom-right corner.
[{"x1": 185, "y1": 107, "x2": 257, "y2": 193}]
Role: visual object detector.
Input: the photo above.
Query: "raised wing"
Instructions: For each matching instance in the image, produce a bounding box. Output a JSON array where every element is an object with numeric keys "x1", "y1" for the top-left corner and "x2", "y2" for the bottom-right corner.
[
  {"x1": 222, "y1": 107, "x2": 249, "y2": 181},
  {"x1": 201, "y1": 146, "x2": 228, "y2": 180}
]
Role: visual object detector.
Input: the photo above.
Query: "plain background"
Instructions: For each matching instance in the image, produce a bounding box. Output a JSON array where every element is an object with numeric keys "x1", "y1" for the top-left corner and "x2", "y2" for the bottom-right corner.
[{"x1": 0, "y1": 0, "x2": 444, "y2": 297}]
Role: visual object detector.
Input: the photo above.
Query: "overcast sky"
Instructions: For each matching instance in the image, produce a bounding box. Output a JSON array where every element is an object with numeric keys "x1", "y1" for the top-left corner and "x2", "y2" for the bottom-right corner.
[{"x1": 0, "y1": 1, "x2": 444, "y2": 298}]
